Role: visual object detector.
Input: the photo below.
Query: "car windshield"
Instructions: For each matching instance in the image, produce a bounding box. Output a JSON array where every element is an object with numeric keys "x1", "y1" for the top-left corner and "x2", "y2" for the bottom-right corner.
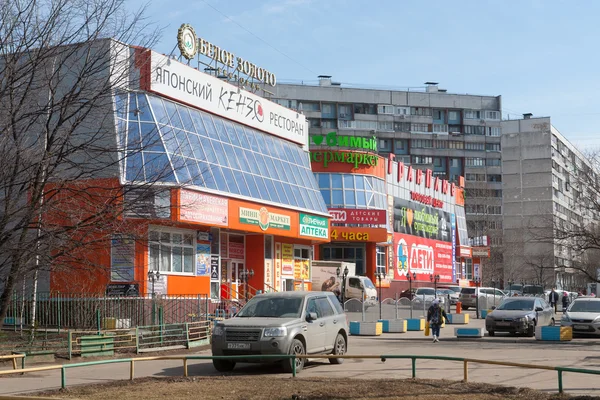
[
  {"x1": 417, "y1": 288, "x2": 435, "y2": 295},
  {"x1": 508, "y1": 284, "x2": 523, "y2": 291},
  {"x1": 496, "y1": 299, "x2": 535, "y2": 311},
  {"x1": 237, "y1": 297, "x2": 303, "y2": 318},
  {"x1": 568, "y1": 301, "x2": 600, "y2": 313},
  {"x1": 461, "y1": 288, "x2": 475, "y2": 294},
  {"x1": 362, "y1": 278, "x2": 375, "y2": 289}
]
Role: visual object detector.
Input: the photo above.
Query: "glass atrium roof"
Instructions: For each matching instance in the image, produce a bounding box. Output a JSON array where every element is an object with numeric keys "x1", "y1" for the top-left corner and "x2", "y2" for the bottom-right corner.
[{"x1": 116, "y1": 92, "x2": 327, "y2": 214}]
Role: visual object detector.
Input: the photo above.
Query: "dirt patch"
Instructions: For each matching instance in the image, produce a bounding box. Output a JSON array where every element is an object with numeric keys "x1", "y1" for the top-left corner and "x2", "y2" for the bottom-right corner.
[{"x1": 37, "y1": 376, "x2": 598, "y2": 400}]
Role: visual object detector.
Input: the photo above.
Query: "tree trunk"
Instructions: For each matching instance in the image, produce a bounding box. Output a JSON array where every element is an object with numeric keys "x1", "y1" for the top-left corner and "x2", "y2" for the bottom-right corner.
[{"x1": 0, "y1": 266, "x2": 19, "y2": 326}]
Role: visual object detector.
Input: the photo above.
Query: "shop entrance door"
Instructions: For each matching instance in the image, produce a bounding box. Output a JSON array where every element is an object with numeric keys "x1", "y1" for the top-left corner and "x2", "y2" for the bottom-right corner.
[
  {"x1": 282, "y1": 278, "x2": 294, "y2": 292},
  {"x1": 220, "y1": 260, "x2": 241, "y2": 300}
]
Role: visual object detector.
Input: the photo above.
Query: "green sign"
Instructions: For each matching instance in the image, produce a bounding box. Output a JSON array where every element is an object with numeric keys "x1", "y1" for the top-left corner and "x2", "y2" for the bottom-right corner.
[
  {"x1": 311, "y1": 131, "x2": 377, "y2": 151},
  {"x1": 310, "y1": 151, "x2": 379, "y2": 169},
  {"x1": 299, "y1": 213, "x2": 328, "y2": 239}
]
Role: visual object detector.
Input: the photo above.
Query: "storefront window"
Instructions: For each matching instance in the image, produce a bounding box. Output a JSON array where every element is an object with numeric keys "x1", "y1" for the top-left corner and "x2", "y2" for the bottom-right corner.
[
  {"x1": 376, "y1": 246, "x2": 386, "y2": 275},
  {"x1": 322, "y1": 245, "x2": 365, "y2": 275},
  {"x1": 149, "y1": 228, "x2": 195, "y2": 274},
  {"x1": 316, "y1": 173, "x2": 386, "y2": 211}
]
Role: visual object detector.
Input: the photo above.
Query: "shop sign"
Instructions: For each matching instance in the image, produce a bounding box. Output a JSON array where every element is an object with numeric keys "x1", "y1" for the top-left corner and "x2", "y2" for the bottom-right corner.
[
  {"x1": 210, "y1": 255, "x2": 219, "y2": 281},
  {"x1": 149, "y1": 52, "x2": 307, "y2": 147},
  {"x1": 111, "y1": 235, "x2": 135, "y2": 282},
  {"x1": 281, "y1": 243, "x2": 294, "y2": 275},
  {"x1": 451, "y1": 214, "x2": 457, "y2": 282},
  {"x1": 197, "y1": 231, "x2": 211, "y2": 242},
  {"x1": 310, "y1": 131, "x2": 377, "y2": 151},
  {"x1": 459, "y1": 246, "x2": 472, "y2": 258},
  {"x1": 329, "y1": 227, "x2": 388, "y2": 242},
  {"x1": 472, "y1": 247, "x2": 490, "y2": 257},
  {"x1": 310, "y1": 151, "x2": 378, "y2": 169},
  {"x1": 106, "y1": 284, "x2": 139, "y2": 297},
  {"x1": 394, "y1": 233, "x2": 454, "y2": 283},
  {"x1": 393, "y1": 198, "x2": 452, "y2": 243},
  {"x1": 474, "y1": 263, "x2": 481, "y2": 279},
  {"x1": 228, "y1": 242, "x2": 245, "y2": 259},
  {"x1": 329, "y1": 208, "x2": 386, "y2": 225},
  {"x1": 299, "y1": 213, "x2": 328, "y2": 239},
  {"x1": 124, "y1": 187, "x2": 171, "y2": 219},
  {"x1": 180, "y1": 190, "x2": 228, "y2": 226},
  {"x1": 239, "y1": 207, "x2": 291, "y2": 231},
  {"x1": 149, "y1": 274, "x2": 167, "y2": 295},
  {"x1": 196, "y1": 244, "x2": 211, "y2": 276},
  {"x1": 177, "y1": 24, "x2": 276, "y2": 88},
  {"x1": 410, "y1": 191, "x2": 443, "y2": 208}
]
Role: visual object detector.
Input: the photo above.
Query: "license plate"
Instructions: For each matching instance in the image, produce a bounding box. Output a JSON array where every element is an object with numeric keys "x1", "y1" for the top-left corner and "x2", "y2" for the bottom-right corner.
[
  {"x1": 227, "y1": 343, "x2": 251, "y2": 350},
  {"x1": 496, "y1": 322, "x2": 511, "y2": 326},
  {"x1": 574, "y1": 324, "x2": 588, "y2": 330}
]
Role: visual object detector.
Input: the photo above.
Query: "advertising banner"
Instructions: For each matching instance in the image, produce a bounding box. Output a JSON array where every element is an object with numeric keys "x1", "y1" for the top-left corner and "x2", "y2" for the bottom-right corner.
[
  {"x1": 393, "y1": 197, "x2": 452, "y2": 243},
  {"x1": 328, "y1": 208, "x2": 387, "y2": 225},
  {"x1": 111, "y1": 235, "x2": 135, "y2": 282},
  {"x1": 299, "y1": 213, "x2": 328, "y2": 239},
  {"x1": 196, "y1": 244, "x2": 211, "y2": 276},
  {"x1": 393, "y1": 233, "x2": 454, "y2": 283},
  {"x1": 451, "y1": 214, "x2": 457, "y2": 282},
  {"x1": 180, "y1": 190, "x2": 228, "y2": 226},
  {"x1": 281, "y1": 243, "x2": 294, "y2": 275}
]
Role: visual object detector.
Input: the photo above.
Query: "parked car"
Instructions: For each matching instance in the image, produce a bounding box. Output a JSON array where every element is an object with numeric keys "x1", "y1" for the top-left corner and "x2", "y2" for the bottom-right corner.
[
  {"x1": 459, "y1": 287, "x2": 505, "y2": 310},
  {"x1": 438, "y1": 285, "x2": 462, "y2": 294},
  {"x1": 560, "y1": 298, "x2": 600, "y2": 336},
  {"x1": 438, "y1": 288, "x2": 459, "y2": 305},
  {"x1": 522, "y1": 285, "x2": 545, "y2": 297},
  {"x1": 485, "y1": 296, "x2": 555, "y2": 337},
  {"x1": 211, "y1": 291, "x2": 349, "y2": 373},
  {"x1": 399, "y1": 288, "x2": 416, "y2": 300},
  {"x1": 506, "y1": 284, "x2": 523, "y2": 296}
]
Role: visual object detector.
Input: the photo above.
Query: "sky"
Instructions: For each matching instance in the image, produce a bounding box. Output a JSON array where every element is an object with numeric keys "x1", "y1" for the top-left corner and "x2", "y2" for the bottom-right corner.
[{"x1": 129, "y1": 0, "x2": 600, "y2": 149}]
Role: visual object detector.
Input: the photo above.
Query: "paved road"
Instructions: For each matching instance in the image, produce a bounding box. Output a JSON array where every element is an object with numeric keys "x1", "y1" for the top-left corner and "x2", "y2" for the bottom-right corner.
[{"x1": 1, "y1": 313, "x2": 599, "y2": 397}]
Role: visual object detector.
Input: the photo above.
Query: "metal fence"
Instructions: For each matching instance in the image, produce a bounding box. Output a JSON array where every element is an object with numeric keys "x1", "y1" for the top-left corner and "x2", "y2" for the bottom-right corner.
[{"x1": 344, "y1": 294, "x2": 452, "y2": 322}]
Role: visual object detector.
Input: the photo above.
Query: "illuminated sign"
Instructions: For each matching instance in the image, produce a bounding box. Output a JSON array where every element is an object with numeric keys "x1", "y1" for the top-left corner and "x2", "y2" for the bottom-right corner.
[
  {"x1": 329, "y1": 227, "x2": 388, "y2": 242},
  {"x1": 393, "y1": 198, "x2": 451, "y2": 242},
  {"x1": 410, "y1": 191, "x2": 443, "y2": 208},
  {"x1": 299, "y1": 213, "x2": 328, "y2": 239},
  {"x1": 328, "y1": 208, "x2": 386, "y2": 224},
  {"x1": 394, "y1": 233, "x2": 454, "y2": 282},
  {"x1": 177, "y1": 23, "x2": 276, "y2": 90},
  {"x1": 239, "y1": 207, "x2": 291, "y2": 231},
  {"x1": 310, "y1": 132, "x2": 377, "y2": 151},
  {"x1": 310, "y1": 151, "x2": 378, "y2": 169}
]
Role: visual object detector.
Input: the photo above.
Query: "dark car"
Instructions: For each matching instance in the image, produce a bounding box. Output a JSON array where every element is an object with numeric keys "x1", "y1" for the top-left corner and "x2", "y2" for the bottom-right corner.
[
  {"x1": 400, "y1": 289, "x2": 416, "y2": 300},
  {"x1": 485, "y1": 297, "x2": 555, "y2": 337}
]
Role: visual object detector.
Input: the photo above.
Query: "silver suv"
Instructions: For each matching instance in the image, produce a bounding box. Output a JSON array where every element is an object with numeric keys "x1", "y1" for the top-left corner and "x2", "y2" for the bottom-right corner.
[
  {"x1": 459, "y1": 287, "x2": 505, "y2": 309},
  {"x1": 211, "y1": 291, "x2": 349, "y2": 373}
]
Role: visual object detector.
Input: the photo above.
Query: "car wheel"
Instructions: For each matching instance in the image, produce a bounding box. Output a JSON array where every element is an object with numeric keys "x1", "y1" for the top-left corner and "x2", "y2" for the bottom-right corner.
[
  {"x1": 488, "y1": 330, "x2": 495, "y2": 337},
  {"x1": 462, "y1": 306, "x2": 469, "y2": 310},
  {"x1": 329, "y1": 333, "x2": 347, "y2": 364},
  {"x1": 527, "y1": 322, "x2": 536, "y2": 337},
  {"x1": 549, "y1": 318, "x2": 555, "y2": 326},
  {"x1": 282, "y1": 338, "x2": 305, "y2": 373},
  {"x1": 212, "y1": 358, "x2": 236, "y2": 372}
]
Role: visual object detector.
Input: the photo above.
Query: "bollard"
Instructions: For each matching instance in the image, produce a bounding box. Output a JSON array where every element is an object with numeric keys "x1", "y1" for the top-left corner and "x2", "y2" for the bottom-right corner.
[{"x1": 456, "y1": 302, "x2": 462, "y2": 314}]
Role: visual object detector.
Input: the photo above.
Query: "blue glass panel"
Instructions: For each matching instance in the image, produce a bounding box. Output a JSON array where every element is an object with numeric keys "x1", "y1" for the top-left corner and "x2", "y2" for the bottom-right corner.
[
  {"x1": 299, "y1": 187, "x2": 311, "y2": 209},
  {"x1": 174, "y1": 128, "x2": 194, "y2": 158},
  {"x1": 213, "y1": 118, "x2": 230, "y2": 144},
  {"x1": 198, "y1": 161, "x2": 217, "y2": 190},
  {"x1": 128, "y1": 93, "x2": 138, "y2": 121},
  {"x1": 254, "y1": 153, "x2": 269, "y2": 177},
  {"x1": 201, "y1": 114, "x2": 220, "y2": 140},
  {"x1": 210, "y1": 165, "x2": 228, "y2": 192},
  {"x1": 190, "y1": 111, "x2": 207, "y2": 136},
  {"x1": 140, "y1": 122, "x2": 164, "y2": 152},
  {"x1": 144, "y1": 152, "x2": 176, "y2": 182},
  {"x1": 187, "y1": 133, "x2": 205, "y2": 160},
  {"x1": 273, "y1": 180, "x2": 288, "y2": 204},
  {"x1": 331, "y1": 174, "x2": 342, "y2": 189},
  {"x1": 187, "y1": 160, "x2": 204, "y2": 186},
  {"x1": 127, "y1": 120, "x2": 141, "y2": 150},
  {"x1": 264, "y1": 157, "x2": 281, "y2": 181},
  {"x1": 318, "y1": 174, "x2": 329, "y2": 189},
  {"x1": 368, "y1": 193, "x2": 375, "y2": 207},
  {"x1": 281, "y1": 142, "x2": 296, "y2": 164},
  {"x1": 332, "y1": 189, "x2": 343, "y2": 205},
  {"x1": 160, "y1": 126, "x2": 179, "y2": 154},
  {"x1": 283, "y1": 162, "x2": 297, "y2": 185},
  {"x1": 114, "y1": 93, "x2": 127, "y2": 120},
  {"x1": 264, "y1": 178, "x2": 279, "y2": 203},
  {"x1": 356, "y1": 190, "x2": 367, "y2": 206},
  {"x1": 179, "y1": 107, "x2": 195, "y2": 132},
  {"x1": 148, "y1": 96, "x2": 169, "y2": 125},
  {"x1": 320, "y1": 189, "x2": 331, "y2": 206},
  {"x1": 343, "y1": 175, "x2": 354, "y2": 190},
  {"x1": 345, "y1": 190, "x2": 356, "y2": 206},
  {"x1": 224, "y1": 121, "x2": 241, "y2": 147},
  {"x1": 221, "y1": 167, "x2": 239, "y2": 194},
  {"x1": 289, "y1": 146, "x2": 303, "y2": 165},
  {"x1": 210, "y1": 140, "x2": 228, "y2": 168},
  {"x1": 247, "y1": 128, "x2": 261, "y2": 152},
  {"x1": 233, "y1": 170, "x2": 250, "y2": 197},
  {"x1": 171, "y1": 155, "x2": 190, "y2": 183},
  {"x1": 254, "y1": 176, "x2": 270, "y2": 202},
  {"x1": 234, "y1": 124, "x2": 248, "y2": 147},
  {"x1": 254, "y1": 132, "x2": 270, "y2": 157},
  {"x1": 199, "y1": 136, "x2": 217, "y2": 164},
  {"x1": 244, "y1": 173, "x2": 261, "y2": 199},
  {"x1": 126, "y1": 152, "x2": 144, "y2": 181},
  {"x1": 290, "y1": 185, "x2": 302, "y2": 207},
  {"x1": 137, "y1": 94, "x2": 154, "y2": 122},
  {"x1": 164, "y1": 100, "x2": 183, "y2": 128},
  {"x1": 222, "y1": 144, "x2": 240, "y2": 170},
  {"x1": 233, "y1": 147, "x2": 248, "y2": 171},
  {"x1": 355, "y1": 176, "x2": 365, "y2": 190},
  {"x1": 273, "y1": 139, "x2": 286, "y2": 160},
  {"x1": 244, "y1": 150, "x2": 260, "y2": 175},
  {"x1": 265, "y1": 136, "x2": 279, "y2": 159}
]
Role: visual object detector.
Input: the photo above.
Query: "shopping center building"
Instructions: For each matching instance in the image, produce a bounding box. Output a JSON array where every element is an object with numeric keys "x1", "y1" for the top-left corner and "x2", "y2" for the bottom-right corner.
[{"x1": 45, "y1": 30, "x2": 330, "y2": 300}]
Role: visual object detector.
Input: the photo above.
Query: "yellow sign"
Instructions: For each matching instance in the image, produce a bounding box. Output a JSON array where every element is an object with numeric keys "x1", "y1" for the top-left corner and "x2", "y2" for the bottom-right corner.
[{"x1": 281, "y1": 243, "x2": 294, "y2": 275}]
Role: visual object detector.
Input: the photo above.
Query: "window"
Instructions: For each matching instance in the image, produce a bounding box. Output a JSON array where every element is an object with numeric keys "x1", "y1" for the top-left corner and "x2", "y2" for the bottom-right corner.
[
  {"x1": 322, "y1": 103, "x2": 335, "y2": 116},
  {"x1": 487, "y1": 127, "x2": 501, "y2": 137},
  {"x1": 411, "y1": 123, "x2": 429, "y2": 132},
  {"x1": 466, "y1": 158, "x2": 485, "y2": 167},
  {"x1": 490, "y1": 236, "x2": 503, "y2": 245},
  {"x1": 394, "y1": 106, "x2": 410, "y2": 116},
  {"x1": 149, "y1": 228, "x2": 195, "y2": 274},
  {"x1": 465, "y1": 143, "x2": 485, "y2": 151},
  {"x1": 449, "y1": 141, "x2": 464, "y2": 149},
  {"x1": 379, "y1": 139, "x2": 392, "y2": 151},
  {"x1": 448, "y1": 111, "x2": 460, "y2": 121},
  {"x1": 394, "y1": 122, "x2": 410, "y2": 132},
  {"x1": 411, "y1": 139, "x2": 433, "y2": 148},
  {"x1": 411, "y1": 107, "x2": 432, "y2": 116},
  {"x1": 322, "y1": 120, "x2": 336, "y2": 128},
  {"x1": 433, "y1": 110, "x2": 443, "y2": 120},
  {"x1": 449, "y1": 158, "x2": 461, "y2": 167},
  {"x1": 485, "y1": 111, "x2": 500, "y2": 120},
  {"x1": 464, "y1": 125, "x2": 485, "y2": 135},
  {"x1": 413, "y1": 156, "x2": 433, "y2": 165},
  {"x1": 338, "y1": 104, "x2": 351, "y2": 118},
  {"x1": 276, "y1": 99, "x2": 298, "y2": 109},
  {"x1": 487, "y1": 174, "x2": 502, "y2": 182},
  {"x1": 377, "y1": 121, "x2": 394, "y2": 131},
  {"x1": 486, "y1": 158, "x2": 501, "y2": 167},
  {"x1": 486, "y1": 143, "x2": 501, "y2": 152},
  {"x1": 433, "y1": 157, "x2": 443, "y2": 167},
  {"x1": 376, "y1": 246, "x2": 386, "y2": 275},
  {"x1": 395, "y1": 139, "x2": 406, "y2": 150},
  {"x1": 433, "y1": 124, "x2": 448, "y2": 133},
  {"x1": 464, "y1": 110, "x2": 481, "y2": 119},
  {"x1": 449, "y1": 125, "x2": 461, "y2": 134},
  {"x1": 308, "y1": 118, "x2": 321, "y2": 128},
  {"x1": 316, "y1": 297, "x2": 335, "y2": 317},
  {"x1": 301, "y1": 102, "x2": 319, "y2": 112},
  {"x1": 434, "y1": 140, "x2": 448, "y2": 149},
  {"x1": 377, "y1": 105, "x2": 394, "y2": 115}
]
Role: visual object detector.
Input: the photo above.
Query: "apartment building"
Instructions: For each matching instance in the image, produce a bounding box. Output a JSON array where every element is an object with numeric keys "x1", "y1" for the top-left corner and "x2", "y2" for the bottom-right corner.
[
  {"x1": 501, "y1": 115, "x2": 595, "y2": 290},
  {"x1": 273, "y1": 78, "x2": 504, "y2": 281}
]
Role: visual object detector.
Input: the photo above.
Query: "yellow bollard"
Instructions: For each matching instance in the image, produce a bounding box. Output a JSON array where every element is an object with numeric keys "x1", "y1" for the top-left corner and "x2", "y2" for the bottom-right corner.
[
  {"x1": 130, "y1": 360, "x2": 135, "y2": 380},
  {"x1": 463, "y1": 360, "x2": 468, "y2": 382}
]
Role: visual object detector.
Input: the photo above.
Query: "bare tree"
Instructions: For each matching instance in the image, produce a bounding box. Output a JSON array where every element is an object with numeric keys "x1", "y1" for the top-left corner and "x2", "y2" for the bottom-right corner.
[
  {"x1": 0, "y1": 0, "x2": 164, "y2": 325},
  {"x1": 523, "y1": 253, "x2": 555, "y2": 288}
]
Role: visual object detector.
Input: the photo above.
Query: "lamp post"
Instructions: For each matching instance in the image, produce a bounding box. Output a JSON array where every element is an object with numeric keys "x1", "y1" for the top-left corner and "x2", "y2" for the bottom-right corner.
[
  {"x1": 147, "y1": 270, "x2": 161, "y2": 325},
  {"x1": 239, "y1": 268, "x2": 255, "y2": 302},
  {"x1": 474, "y1": 276, "x2": 481, "y2": 318},
  {"x1": 491, "y1": 279, "x2": 496, "y2": 307},
  {"x1": 336, "y1": 265, "x2": 350, "y2": 305},
  {"x1": 508, "y1": 279, "x2": 514, "y2": 297},
  {"x1": 430, "y1": 274, "x2": 440, "y2": 295},
  {"x1": 406, "y1": 271, "x2": 416, "y2": 318},
  {"x1": 377, "y1": 272, "x2": 384, "y2": 320}
]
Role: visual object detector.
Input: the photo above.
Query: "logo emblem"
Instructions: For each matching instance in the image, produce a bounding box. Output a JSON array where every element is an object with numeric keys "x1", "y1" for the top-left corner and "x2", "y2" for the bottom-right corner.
[
  {"x1": 397, "y1": 238, "x2": 408, "y2": 275},
  {"x1": 254, "y1": 100, "x2": 264, "y2": 122},
  {"x1": 177, "y1": 24, "x2": 197, "y2": 60},
  {"x1": 258, "y1": 207, "x2": 270, "y2": 231}
]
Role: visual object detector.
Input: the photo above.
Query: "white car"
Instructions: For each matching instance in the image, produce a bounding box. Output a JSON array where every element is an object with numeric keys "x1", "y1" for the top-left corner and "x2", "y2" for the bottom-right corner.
[{"x1": 561, "y1": 298, "x2": 600, "y2": 336}]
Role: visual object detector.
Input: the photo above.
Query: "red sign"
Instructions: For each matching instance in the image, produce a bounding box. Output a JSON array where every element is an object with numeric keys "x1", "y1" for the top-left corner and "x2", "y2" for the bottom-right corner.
[
  {"x1": 179, "y1": 190, "x2": 228, "y2": 226},
  {"x1": 410, "y1": 191, "x2": 443, "y2": 208},
  {"x1": 328, "y1": 208, "x2": 387, "y2": 224},
  {"x1": 393, "y1": 233, "x2": 454, "y2": 283},
  {"x1": 228, "y1": 242, "x2": 244, "y2": 259}
]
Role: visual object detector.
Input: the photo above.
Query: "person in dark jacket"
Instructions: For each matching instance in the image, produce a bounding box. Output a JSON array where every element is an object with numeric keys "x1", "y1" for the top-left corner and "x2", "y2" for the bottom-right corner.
[
  {"x1": 427, "y1": 298, "x2": 449, "y2": 343},
  {"x1": 549, "y1": 289, "x2": 559, "y2": 313},
  {"x1": 562, "y1": 291, "x2": 569, "y2": 312}
]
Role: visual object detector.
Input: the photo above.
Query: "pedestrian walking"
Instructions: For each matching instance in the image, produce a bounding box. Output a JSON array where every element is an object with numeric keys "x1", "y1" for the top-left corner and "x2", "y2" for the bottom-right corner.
[
  {"x1": 427, "y1": 298, "x2": 449, "y2": 343},
  {"x1": 549, "y1": 288, "x2": 559, "y2": 313},
  {"x1": 561, "y1": 291, "x2": 569, "y2": 312}
]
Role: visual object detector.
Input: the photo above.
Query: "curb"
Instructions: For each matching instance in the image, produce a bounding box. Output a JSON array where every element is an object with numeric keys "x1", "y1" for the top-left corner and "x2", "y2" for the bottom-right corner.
[{"x1": 376, "y1": 337, "x2": 600, "y2": 345}]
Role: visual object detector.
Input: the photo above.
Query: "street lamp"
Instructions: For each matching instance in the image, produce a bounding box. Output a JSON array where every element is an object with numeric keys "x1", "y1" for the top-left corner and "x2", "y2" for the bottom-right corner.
[
  {"x1": 474, "y1": 276, "x2": 481, "y2": 319},
  {"x1": 430, "y1": 274, "x2": 440, "y2": 295},
  {"x1": 491, "y1": 279, "x2": 496, "y2": 307},
  {"x1": 406, "y1": 271, "x2": 417, "y2": 318},
  {"x1": 336, "y1": 265, "x2": 350, "y2": 305},
  {"x1": 508, "y1": 279, "x2": 514, "y2": 297},
  {"x1": 148, "y1": 270, "x2": 161, "y2": 325},
  {"x1": 239, "y1": 268, "x2": 255, "y2": 302},
  {"x1": 377, "y1": 272, "x2": 385, "y2": 320}
]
